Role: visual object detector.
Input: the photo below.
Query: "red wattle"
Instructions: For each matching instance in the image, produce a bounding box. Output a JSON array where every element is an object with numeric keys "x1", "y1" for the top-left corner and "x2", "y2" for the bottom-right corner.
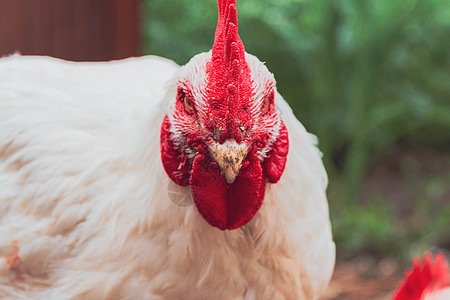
[
  {"x1": 160, "y1": 116, "x2": 191, "y2": 186},
  {"x1": 190, "y1": 149, "x2": 265, "y2": 230},
  {"x1": 263, "y1": 120, "x2": 289, "y2": 183}
]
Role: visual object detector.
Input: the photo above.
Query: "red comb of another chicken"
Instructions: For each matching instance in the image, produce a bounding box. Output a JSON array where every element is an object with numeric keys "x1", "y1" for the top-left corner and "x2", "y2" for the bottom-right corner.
[{"x1": 393, "y1": 252, "x2": 449, "y2": 300}]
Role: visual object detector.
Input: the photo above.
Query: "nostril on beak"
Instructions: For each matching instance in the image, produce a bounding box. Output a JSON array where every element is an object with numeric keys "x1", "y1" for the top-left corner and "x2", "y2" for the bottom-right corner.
[{"x1": 207, "y1": 139, "x2": 249, "y2": 184}]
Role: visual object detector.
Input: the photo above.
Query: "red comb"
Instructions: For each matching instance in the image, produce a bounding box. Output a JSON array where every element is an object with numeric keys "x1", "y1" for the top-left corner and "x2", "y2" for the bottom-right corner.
[
  {"x1": 393, "y1": 252, "x2": 449, "y2": 300},
  {"x1": 211, "y1": 0, "x2": 246, "y2": 76},
  {"x1": 206, "y1": 0, "x2": 252, "y2": 140}
]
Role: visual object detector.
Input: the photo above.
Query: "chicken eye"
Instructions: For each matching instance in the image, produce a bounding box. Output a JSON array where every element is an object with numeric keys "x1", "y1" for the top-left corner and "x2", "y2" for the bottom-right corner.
[
  {"x1": 261, "y1": 96, "x2": 270, "y2": 114},
  {"x1": 184, "y1": 96, "x2": 194, "y2": 112}
]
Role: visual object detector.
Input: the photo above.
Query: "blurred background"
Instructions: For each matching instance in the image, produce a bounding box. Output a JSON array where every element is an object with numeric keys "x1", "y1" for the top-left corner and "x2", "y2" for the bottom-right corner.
[{"x1": 1, "y1": 0, "x2": 449, "y2": 298}]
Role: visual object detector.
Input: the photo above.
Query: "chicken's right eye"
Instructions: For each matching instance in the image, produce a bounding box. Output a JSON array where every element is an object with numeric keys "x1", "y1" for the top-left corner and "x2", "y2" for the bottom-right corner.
[{"x1": 184, "y1": 95, "x2": 194, "y2": 112}]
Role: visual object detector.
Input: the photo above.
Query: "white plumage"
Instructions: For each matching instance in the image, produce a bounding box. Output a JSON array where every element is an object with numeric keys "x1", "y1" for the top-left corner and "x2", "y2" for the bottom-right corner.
[
  {"x1": 0, "y1": 54, "x2": 334, "y2": 299},
  {"x1": 423, "y1": 289, "x2": 450, "y2": 300}
]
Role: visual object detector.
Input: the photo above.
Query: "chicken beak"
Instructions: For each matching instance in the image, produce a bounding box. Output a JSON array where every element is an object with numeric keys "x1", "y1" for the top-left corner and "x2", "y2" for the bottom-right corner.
[{"x1": 208, "y1": 139, "x2": 249, "y2": 184}]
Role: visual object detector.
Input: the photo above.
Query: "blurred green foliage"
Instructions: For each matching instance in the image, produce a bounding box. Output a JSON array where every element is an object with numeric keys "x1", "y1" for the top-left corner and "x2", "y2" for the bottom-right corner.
[
  {"x1": 330, "y1": 171, "x2": 450, "y2": 261},
  {"x1": 142, "y1": 0, "x2": 450, "y2": 258}
]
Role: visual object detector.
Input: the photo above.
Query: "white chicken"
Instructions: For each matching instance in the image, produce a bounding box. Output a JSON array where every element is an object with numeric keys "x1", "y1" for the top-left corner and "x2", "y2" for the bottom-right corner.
[
  {"x1": 0, "y1": 0, "x2": 335, "y2": 299},
  {"x1": 393, "y1": 253, "x2": 450, "y2": 300}
]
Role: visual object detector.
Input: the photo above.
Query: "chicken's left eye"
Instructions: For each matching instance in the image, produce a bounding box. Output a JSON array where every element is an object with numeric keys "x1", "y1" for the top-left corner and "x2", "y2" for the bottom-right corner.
[
  {"x1": 184, "y1": 96, "x2": 194, "y2": 112},
  {"x1": 261, "y1": 97, "x2": 270, "y2": 114}
]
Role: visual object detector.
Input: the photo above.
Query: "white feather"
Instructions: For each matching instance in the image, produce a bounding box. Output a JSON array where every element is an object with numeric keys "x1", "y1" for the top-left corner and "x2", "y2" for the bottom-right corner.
[
  {"x1": 423, "y1": 288, "x2": 450, "y2": 300},
  {"x1": 0, "y1": 54, "x2": 334, "y2": 299}
]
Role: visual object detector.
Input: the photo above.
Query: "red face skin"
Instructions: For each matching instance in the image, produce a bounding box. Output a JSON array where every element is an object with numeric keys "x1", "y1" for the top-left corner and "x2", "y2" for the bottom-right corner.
[
  {"x1": 160, "y1": 81, "x2": 289, "y2": 230},
  {"x1": 160, "y1": 0, "x2": 289, "y2": 230}
]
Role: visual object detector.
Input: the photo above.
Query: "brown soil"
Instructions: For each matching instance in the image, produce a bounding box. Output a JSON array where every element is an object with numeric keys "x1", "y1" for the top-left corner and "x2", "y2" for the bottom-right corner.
[{"x1": 322, "y1": 257, "x2": 402, "y2": 300}]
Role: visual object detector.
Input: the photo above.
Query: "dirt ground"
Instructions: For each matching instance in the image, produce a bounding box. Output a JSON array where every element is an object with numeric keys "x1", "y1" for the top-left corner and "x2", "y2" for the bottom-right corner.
[{"x1": 322, "y1": 258, "x2": 403, "y2": 300}]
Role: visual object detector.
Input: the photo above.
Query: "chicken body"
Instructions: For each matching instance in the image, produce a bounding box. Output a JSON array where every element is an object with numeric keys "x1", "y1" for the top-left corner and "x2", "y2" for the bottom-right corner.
[
  {"x1": 423, "y1": 289, "x2": 450, "y2": 300},
  {"x1": 0, "y1": 54, "x2": 334, "y2": 299}
]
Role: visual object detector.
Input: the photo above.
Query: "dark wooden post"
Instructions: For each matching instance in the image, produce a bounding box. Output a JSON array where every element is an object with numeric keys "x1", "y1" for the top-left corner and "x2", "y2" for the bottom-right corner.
[{"x1": 0, "y1": 0, "x2": 140, "y2": 61}]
